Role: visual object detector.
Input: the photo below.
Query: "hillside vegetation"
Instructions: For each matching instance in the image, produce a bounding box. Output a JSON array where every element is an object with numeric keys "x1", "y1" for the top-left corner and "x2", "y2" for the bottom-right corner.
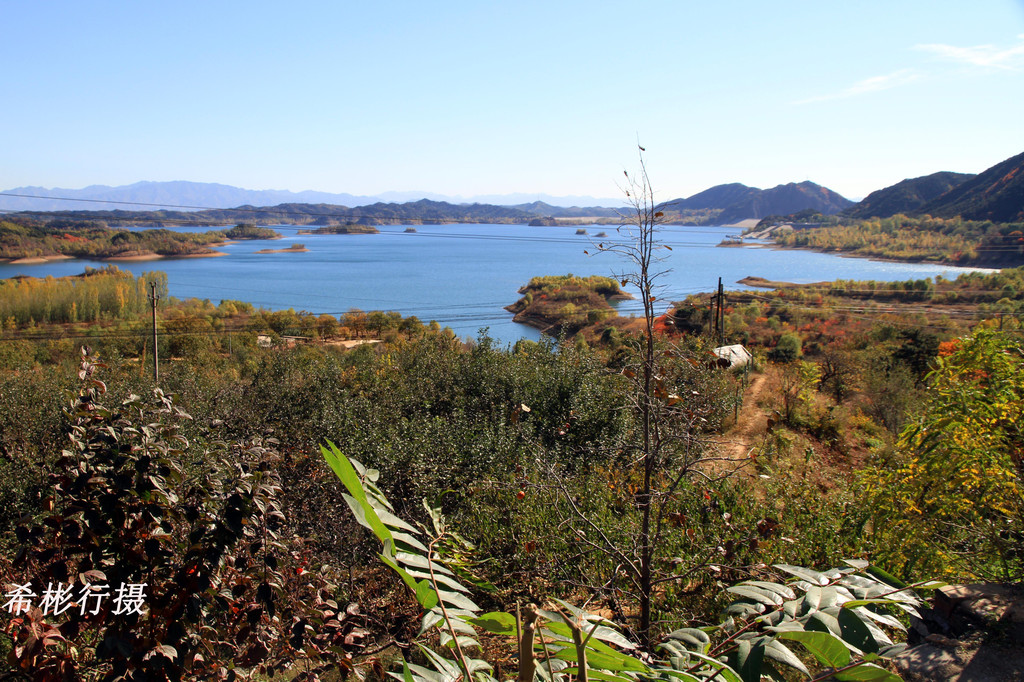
[
  {"x1": 0, "y1": 218, "x2": 227, "y2": 260},
  {"x1": 768, "y1": 213, "x2": 1024, "y2": 266},
  {"x1": 1, "y1": 259, "x2": 1021, "y2": 679}
]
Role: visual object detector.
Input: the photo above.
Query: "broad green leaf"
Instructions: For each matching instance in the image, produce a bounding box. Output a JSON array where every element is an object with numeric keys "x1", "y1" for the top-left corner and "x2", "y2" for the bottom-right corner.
[
  {"x1": 877, "y1": 643, "x2": 907, "y2": 658},
  {"x1": 396, "y1": 552, "x2": 457, "y2": 576},
  {"x1": 680, "y1": 652, "x2": 743, "y2": 682},
  {"x1": 376, "y1": 506, "x2": 420, "y2": 534},
  {"x1": 560, "y1": 669, "x2": 636, "y2": 682},
  {"x1": 726, "y1": 601, "x2": 765, "y2": 618},
  {"x1": 852, "y1": 610, "x2": 894, "y2": 647},
  {"x1": 403, "y1": 663, "x2": 446, "y2": 682},
  {"x1": 553, "y1": 648, "x2": 647, "y2": 672},
  {"x1": 420, "y1": 609, "x2": 444, "y2": 635},
  {"x1": 733, "y1": 639, "x2": 765, "y2": 682},
  {"x1": 654, "y1": 671, "x2": 701, "y2": 682},
  {"x1": 436, "y1": 587, "x2": 480, "y2": 612},
  {"x1": 664, "y1": 627, "x2": 711, "y2": 653},
  {"x1": 802, "y1": 586, "x2": 822, "y2": 613},
  {"x1": 379, "y1": 552, "x2": 419, "y2": 593},
  {"x1": 763, "y1": 639, "x2": 808, "y2": 676},
  {"x1": 834, "y1": 662, "x2": 902, "y2": 681},
  {"x1": 439, "y1": 632, "x2": 480, "y2": 650},
  {"x1": 727, "y1": 584, "x2": 784, "y2": 606},
  {"x1": 404, "y1": 567, "x2": 472, "y2": 594},
  {"x1": 847, "y1": 604, "x2": 903, "y2": 632},
  {"x1": 743, "y1": 580, "x2": 796, "y2": 601},
  {"x1": 865, "y1": 566, "x2": 907, "y2": 590},
  {"x1": 321, "y1": 443, "x2": 365, "y2": 503},
  {"x1": 657, "y1": 640, "x2": 692, "y2": 658},
  {"x1": 341, "y1": 492, "x2": 393, "y2": 545},
  {"x1": 469, "y1": 612, "x2": 516, "y2": 636},
  {"x1": 391, "y1": 530, "x2": 429, "y2": 553},
  {"x1": 805, "y1": 611, "x2": 844, "y2": 641},
  {"x1": 774, "y1": 564, "x2": 829, "y2": 586},
  {"x1": 837, "y1": 608, "x2": 879, "y2": 654},
  {"x1": 415, "y1": 580, "x2": 439, "y2": 610},
  {"x1": 841, "y1": 599, "x2": 902, "y2": 609},
  {"x1": 588, "y1": 625, "x2": 638, "y2": 650},
  {"x1": 779, "y1": 630, "x2": 851, "y2": 668},
  {"x1": 818, "y1": 586, "x2": 841, "y2": 609}
]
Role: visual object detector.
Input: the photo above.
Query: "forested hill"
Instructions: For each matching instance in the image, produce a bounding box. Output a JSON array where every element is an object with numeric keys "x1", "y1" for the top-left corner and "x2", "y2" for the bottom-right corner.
[
  {"x1": 920, "y1": 149, "x2": 1024, "y2": 222},
  {"x1": 843, "y1": 171, "x2": 975, "y2": 219},
  {"x1": 717, "y1": 181, "x2": 853, "y2": 223},
  {"x1": 659, "y1": 183, "x2": 761, "y2": 211},
  {"x1": 657, "y1": 181, "x2": 853, "y2": 224}
]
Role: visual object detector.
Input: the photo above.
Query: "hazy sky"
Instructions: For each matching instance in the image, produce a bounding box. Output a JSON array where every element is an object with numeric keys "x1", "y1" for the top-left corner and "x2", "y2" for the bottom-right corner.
[{"x1": 3, "y1": 0, "x2": 1023, "y2": 201}]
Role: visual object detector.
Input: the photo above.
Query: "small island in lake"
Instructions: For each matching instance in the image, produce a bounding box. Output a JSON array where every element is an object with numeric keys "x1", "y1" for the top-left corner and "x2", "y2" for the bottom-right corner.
[
  {"x1": 223, "y1": 223, "x2": 281, "y2": 240},
  {"x1": 254, "y1": 243, "x2": 309, "y2": 254},
  {"x1": 505, "y1": 274, "x2": 632, "y2": 336},
  {"x1": 297, "y1": 224, "x2": 379, "y2": 235}
]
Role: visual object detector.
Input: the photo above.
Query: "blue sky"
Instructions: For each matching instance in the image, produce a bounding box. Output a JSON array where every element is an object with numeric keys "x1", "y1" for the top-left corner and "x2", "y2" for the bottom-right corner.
[{"x1": 2, "y1": 0, "x2": 1023, "y2": 202}]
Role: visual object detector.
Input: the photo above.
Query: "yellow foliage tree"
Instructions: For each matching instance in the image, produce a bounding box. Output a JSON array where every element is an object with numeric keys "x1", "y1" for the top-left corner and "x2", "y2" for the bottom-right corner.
[{"x1": 864, "y1": 328, "x2": 1024, "y2": 580}]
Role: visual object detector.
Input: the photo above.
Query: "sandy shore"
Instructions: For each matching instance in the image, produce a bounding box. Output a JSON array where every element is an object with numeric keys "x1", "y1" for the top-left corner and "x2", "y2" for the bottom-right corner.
[{"x1": 3, "y1": 254, "x2": 76, "y2": 265}]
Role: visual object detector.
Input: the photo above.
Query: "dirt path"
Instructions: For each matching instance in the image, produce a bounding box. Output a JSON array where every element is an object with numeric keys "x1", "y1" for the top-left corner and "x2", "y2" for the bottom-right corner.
[{"x1": 721, "y1": 372, "x2": 770, "y2": 460}]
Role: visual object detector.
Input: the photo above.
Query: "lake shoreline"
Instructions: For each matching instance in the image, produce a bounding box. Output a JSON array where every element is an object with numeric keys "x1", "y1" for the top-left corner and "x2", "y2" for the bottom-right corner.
[{"x1": 745, "y1": 240, "x2": 1005, "y2": 271}]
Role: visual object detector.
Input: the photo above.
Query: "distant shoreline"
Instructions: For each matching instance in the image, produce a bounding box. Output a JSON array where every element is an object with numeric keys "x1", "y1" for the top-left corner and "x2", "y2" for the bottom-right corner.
[{"x1": 0, "y1": 251, "x2": 229, "y2": 264}]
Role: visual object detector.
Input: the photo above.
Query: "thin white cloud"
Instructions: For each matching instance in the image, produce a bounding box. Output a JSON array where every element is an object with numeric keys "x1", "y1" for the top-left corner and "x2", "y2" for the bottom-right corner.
[
  {"x1": 794, "y1": 69, "x2": 921, "y2": 105},
  {"x1": 915, "y1": 35, "x2": 1024, "y2": 70}
]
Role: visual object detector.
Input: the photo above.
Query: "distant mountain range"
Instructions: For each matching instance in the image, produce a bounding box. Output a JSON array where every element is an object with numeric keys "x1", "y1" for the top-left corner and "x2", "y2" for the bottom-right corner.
[
  {"x1": 5, "y1": 151, "x2": 1022, "y2": 226},
  {"x1": 0, "y1": 181, "x2": 624, "y2": 212}
]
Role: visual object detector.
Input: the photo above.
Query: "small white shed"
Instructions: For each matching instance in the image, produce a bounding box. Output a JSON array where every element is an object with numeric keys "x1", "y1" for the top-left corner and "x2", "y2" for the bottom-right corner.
[{"x1": 713, "y1": 344, "x2": 752, "y2": 368}]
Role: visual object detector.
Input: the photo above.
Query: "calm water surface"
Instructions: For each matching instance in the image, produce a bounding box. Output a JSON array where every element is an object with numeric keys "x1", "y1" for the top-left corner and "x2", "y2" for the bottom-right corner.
[{"x1": 0, "y1": 224, "x2": 991, "y2": 345}]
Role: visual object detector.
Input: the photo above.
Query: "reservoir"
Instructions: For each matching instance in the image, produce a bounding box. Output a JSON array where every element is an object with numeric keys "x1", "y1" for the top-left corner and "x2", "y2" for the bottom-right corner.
[{"x1": 0, "y1": 224, "x2": 991, "y2": 346}]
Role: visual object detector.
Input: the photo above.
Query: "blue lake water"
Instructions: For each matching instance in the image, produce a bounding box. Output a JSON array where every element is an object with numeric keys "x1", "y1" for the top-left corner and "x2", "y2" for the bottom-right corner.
[{"x1": 0, "y1": 224, "x2": 992, "y2": 346}]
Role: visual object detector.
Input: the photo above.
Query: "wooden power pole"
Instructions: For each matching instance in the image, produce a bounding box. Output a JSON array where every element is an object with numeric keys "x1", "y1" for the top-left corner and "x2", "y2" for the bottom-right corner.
[{"x1": 148, "y1": 282, "x2": 160, "y2": 384}]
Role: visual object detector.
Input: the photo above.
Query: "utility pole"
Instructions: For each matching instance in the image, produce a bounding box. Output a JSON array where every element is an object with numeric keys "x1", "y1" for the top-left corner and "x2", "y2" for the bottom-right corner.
[
  {"x1": 717, "y1": 277, "x2": 725, "y2": 347},
  {"x1": 148, "y1": 282, "x2": 160, "y2": 384}
]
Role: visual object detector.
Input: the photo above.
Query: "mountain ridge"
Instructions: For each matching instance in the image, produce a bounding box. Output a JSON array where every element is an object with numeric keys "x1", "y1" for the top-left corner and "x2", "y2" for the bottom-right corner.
[
  {"x1": 919, "y1": 150, "x2": 1024, "y2": 222},
  {"x1": 843, "y1": 172, "x2": 976, "y2": 219}
]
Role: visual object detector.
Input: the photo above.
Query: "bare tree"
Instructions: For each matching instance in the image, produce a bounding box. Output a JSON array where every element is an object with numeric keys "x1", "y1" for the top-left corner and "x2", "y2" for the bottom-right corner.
[{"x1": 544, "y1": 148, "x2": 747, "y2": 648}]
